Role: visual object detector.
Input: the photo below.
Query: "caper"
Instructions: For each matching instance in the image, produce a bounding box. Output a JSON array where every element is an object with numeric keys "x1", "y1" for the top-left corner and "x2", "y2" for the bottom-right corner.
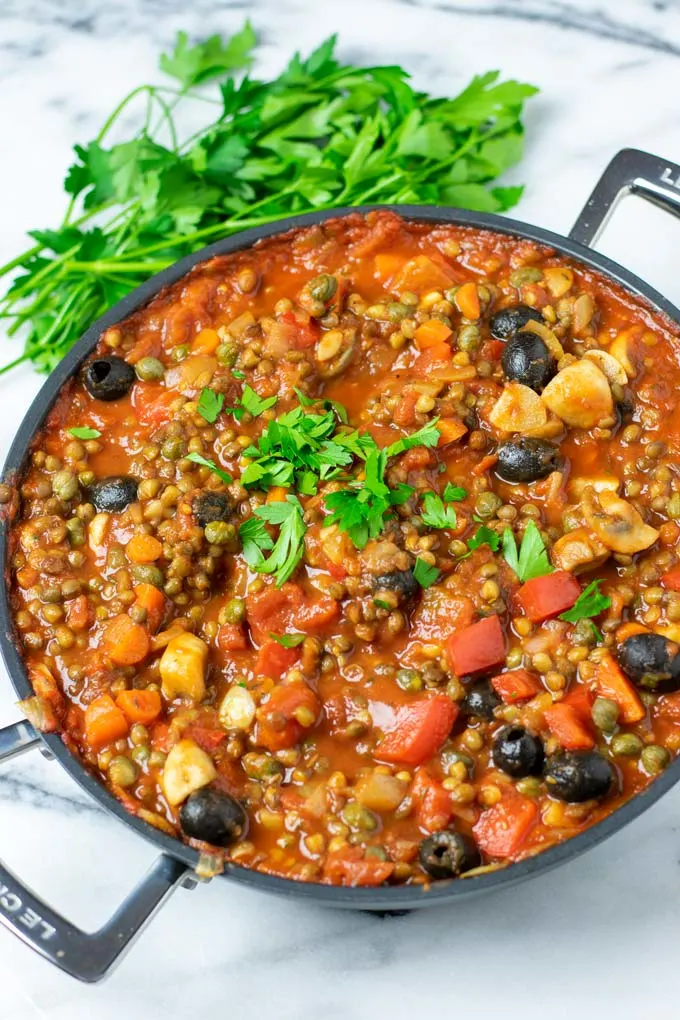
[
  {"x1": 509, "y1": 267, "x2": 543, "y2": 286},
  {"x1": 308, "y1": 274, "x2": 337, "y2": 304},
  {"x1": 52, "y1": 470, "x2": 79, "y2": 501},
  {"x1": 458, "y1": 324, "x2": 481, "y2": 352},
  {"x1": 130, "y1": 723, "x2": 149, "y2": 745},
  {"x1": 216, "y1": 343, "x2": 237, "y2": 367},
  {"x1": 387, "y1": 302, "x2": 408, "y2": 322},
  {"x1": 135, "y1": 357, "x2": 165, "y2": 382},
  {"x1": 171, "y1": 345, "x2": 189, "y2": 362},
  {"x1": 591, "y1": 696, "x2": 619, "y2": 734},
  {"x1": 396, "y1": 667, "x2": 424, "y2": 692},
  {"x1": 161, "y1": 437, "x2": 184, "y2": 461},
  {"x1": 242, "y1": 752, "x2": 284, "y2": 781},
  {"x1": 108, "y1": 755, "x2": 138, "y2": 787},
  {"x1": 131, "y1": 565, "x2": 164, "y2": 588},
  {"x1": 205, "y1": 520, "x2": 236, "y2": 545},
  {"x1": 65, "y1": 517, "x2": 86, "y2": 547},
  {"x1": 131, "y1": 746, "x2": 150, "y2": 765},
  {"x1": 221, "y1": 597, "x2": 246, "y2": 624},
  {"x1": 516, "y1": 776, "x2": 543, "y2": 798},
  {"x1": 475, "y1": 491, "x2": 502, "y2": 519},
  {"x1": 640, "y1": 744, "x2": 670, "y2": 774},
  {"x1": 341, "y1": 801, "x2": 378, "y2": 832},
  {"x1": 611, "y1": 733, "x2": 644, "y2": 758}
]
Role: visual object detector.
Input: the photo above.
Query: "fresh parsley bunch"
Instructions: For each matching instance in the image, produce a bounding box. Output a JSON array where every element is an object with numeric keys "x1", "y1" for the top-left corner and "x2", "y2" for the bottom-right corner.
[{"x1": 0, "y1": 24, "x2": 537, "y2": 374}]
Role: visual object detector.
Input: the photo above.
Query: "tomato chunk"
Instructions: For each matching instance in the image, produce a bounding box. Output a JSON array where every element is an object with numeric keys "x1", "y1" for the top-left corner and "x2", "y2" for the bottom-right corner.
[
  {"x1": 473, "y1": 791, "x2": 538, "y2": 858},
  {"x1": 543, "y1": 702, "x2": 595, "y2": 750},
  {"x1": 323, "y1": 849, "x2": 395, "y2": 887},
  {"x1": 516, "y1": 571, "x2": 581, "y2": 623},
  {"x1": 661, "y1": 565, "x2": 680, "y2": 591},
  {"x1": 247, "y1": 584, "x2": 339, "y2": 644},
  {"x1": 217, "y1": 623, "x2": 248, "y2": 652},
  {"x1": 256, "y1": 682, "x2": 321, "y2": 751},
  {"x1": 491, "y1": 669, "x2": 542, "y2": 704},
  {"x1": 410, "y1": 769, "x2": 453, "y2": 833},
  {"x1": 377, "y1": 694, "x2": 458, "y2": 766},
  {"x1": 447, "y1": 615, "x2": 507, "y2": 676},
  {"x1": 255, "y1": 639, "x2": 299, "y2": 678}
]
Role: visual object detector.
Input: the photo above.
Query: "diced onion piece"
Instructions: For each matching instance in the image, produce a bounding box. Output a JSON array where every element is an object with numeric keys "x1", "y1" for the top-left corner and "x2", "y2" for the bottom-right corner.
[
  {"x1": 196, "y1": 853, "x2": 225, "y2": 879},
  {"x1": 137, "y1": 808, "x2": 177, "y2": 836},
  {"x1": 488, "y1": 382, "x2": 548, "y2": 433},
  {"x1": 166, "y1": 355, "x2": 217, "y2": 394},
  {"x1": 541, "y1": 360, "x2": 613, "y2": 429},
  {"x1": 550, "y1": 526, "x2": 610, "y2": 574},
  {"x1": 88, "y1": 512, "x2": 111, "y2": 550},
  {"x1": 573, "y1": 293, "x2": 596, "y2": 333},
  {"x1": 160, "y1": 632, "x2": 208, "y2": 702},
  {"x1": 218, "y1": 685, "x2": 257, "y2": 731},
  {"x1": 518, "y1": 319, "x2": 564, "y2": 361},
  {"x1": 543, "y1": 267, "x2": 574, "y2": 298},
  {"x1": 17, "y1": 695, "x2": 58, "y2": 733},
  {"x1": 582, "y1": 487, "x2": 659, "y2": 554},
  {"x1": 354, "y1": 771, "x2": 408, "y2": 812},
  {"x1": 161, "y1": 738, "x2": 217, "y2": 806},
  {"x1": 584, "y1": 349, "x2": 628, "y2": 386}
]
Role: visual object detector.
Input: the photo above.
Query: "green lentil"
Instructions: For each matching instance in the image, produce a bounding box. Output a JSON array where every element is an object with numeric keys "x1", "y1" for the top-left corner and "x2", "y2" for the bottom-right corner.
[
  {"x1": 641, "y1": 744, "x2": 670, "y2": 774},
  {"x1": 341, "y1": 801, "x2": 378, "y2": 832},
  {"x1": 108, "y1": 756, "x2": 138, "y2": 787},
  {"x1": 221, "y1": 597, "x2": 246, "y2": 625},
  {"x1": 131, "y1": 565, "x2": 164, "y2": 588},
  {"x1": 396, "y1": 668, "x2": 424, "y2": 693},
  {"x1": 475, "y1": 491, "x2": 502, "y2": 519},
  {"x1": 205, "y1": 521, "x2": 235, "y2": 545}
]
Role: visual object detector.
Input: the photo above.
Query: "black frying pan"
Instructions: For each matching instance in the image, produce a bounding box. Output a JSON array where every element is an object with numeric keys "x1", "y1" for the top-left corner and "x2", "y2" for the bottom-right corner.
[{"x1": 1, "y1": 148, "x2": 680, "y2": 982}]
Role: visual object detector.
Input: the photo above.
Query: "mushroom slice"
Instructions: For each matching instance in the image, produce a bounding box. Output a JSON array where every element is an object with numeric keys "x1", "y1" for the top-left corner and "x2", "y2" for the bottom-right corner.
[
  {"x1": 568, "y1": 474, "x2": 621, "y2": 500},
  {"x1": 584, "y1": 349, "x2": 628, "y2": 386},
  {"x1": 608, "y1": 327, "x2": 643, "y2": 378},
  {"x1": 488, "y1": 382, "x2": 548, "y2": 433},
  {"x1": 551, "y1": 526, "x2": 610, "y2": 574},
  {"x1": 541, "y1": 359, "x2": 613, "y2": 429},
  {"x1": 582, "y1": 487, "x2": 659, "y2": 554}
]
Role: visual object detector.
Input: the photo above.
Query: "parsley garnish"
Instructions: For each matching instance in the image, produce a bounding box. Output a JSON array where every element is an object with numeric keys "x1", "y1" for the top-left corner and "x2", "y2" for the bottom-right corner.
[
  {"x1": 385, "y1": 420, "x2": 441, "y2": 459},
  {"x1": 231, "y1": 370, "x2": 246, "y2": 381},
  {"x1": 373, "y1": 599, "x2": 392, "y2": 610},
  {"x1": 421, "y1": 491, "x2": 458, "y2": 529},
  {"x1": 0, "y1": 26, "x2": 537, "y2": 376},
  {"x1": 270, "y1": 632, "x2": 306, "y2": 648},
  {"x1": 501, "y1": 521, "x2": 553, "y2": 582},
  {"x1": 68, "y1": 426, "x2": 101, "y2": 440},
  {"x1": 413, "y1": 558, "x2": 440, "y2": 588},
  {"x1": 467, "y1": 525, "x2": 501, "y2": 553},
  {"x1": 186, "y1": 452, "x2": 232, "y2": 485},
  {"x1": 443, "y1": 483, "x2": 467, "y2": 502},
  {"x1": 197, "y1": 388, "x2": 224, "y2": 424},
  {"x1": 238, "y1": 495, "x2": 306, "y2": 586},
  {"x1": 239, "y1": 385, "x2": 277, "y2": 417},
  {"x1": 324, "y1": 446, "x2": 414, "y2": 549},
  {"x1": 559, "y1": 579, "x2": 612, "y2": 625}
]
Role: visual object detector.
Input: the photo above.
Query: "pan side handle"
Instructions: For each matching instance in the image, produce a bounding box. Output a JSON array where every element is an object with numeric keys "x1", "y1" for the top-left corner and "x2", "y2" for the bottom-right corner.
[
  {"x1": 0, "y1": 720, "x2": 190, "y2": 982},
  {"x1": 569, "y1": 148, "x2": 680, "y2": 248}
]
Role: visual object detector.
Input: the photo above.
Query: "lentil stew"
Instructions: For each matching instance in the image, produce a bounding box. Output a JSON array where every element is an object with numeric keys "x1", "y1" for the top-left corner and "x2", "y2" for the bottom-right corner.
[{"x1": 7, "y1": 210, "x2": 680, "y2": 888}]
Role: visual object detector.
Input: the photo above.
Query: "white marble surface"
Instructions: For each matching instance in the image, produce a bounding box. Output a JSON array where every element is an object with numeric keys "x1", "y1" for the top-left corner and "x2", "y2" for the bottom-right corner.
[{"x1": 2, "y1": 0, "x2": 680, "y2": 1014}]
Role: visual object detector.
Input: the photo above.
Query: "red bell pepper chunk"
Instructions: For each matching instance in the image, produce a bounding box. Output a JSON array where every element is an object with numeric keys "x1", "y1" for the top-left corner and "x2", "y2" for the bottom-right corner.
[
  {"x1": 447, "y1": 615, "x2": 507, "y2": 676},
  {"x1": 562, "y1": 685, "x2": 595, "y2": 722},
  {"x1": 323, "y1": 849, "x2": 395, "y2": 887},
  {"x1": 516, "y1": 571, "x2": 581, "y2": 623},
  {"x1": 217, "y1": 623, "x2": 248, "y2": 652},
  {"x1": 491, "y1": 668, "x2": 542, "y2": 704},
  {"x1": 543, "y1": 702, "x2": 595, "y2": 750},
  {"x1": 410, "y1": 769, "x2": 453, "y2": 833},
  {"x1": 247, "y1": 583, "x2": 339, "y2": 644},
  {"x1": 377, "y1": 694, "x2": 458, "y2": 766},
  {"x1": 661, "y1": 564, "x2": 680, "y2": 591},
  {"x1": 473, "y1": 791, "x2": 538, "y2": 858}
]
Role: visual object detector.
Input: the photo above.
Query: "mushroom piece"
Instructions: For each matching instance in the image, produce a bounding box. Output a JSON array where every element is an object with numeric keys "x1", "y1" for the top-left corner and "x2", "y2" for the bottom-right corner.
[
  {"x1": 568, "y1": 475, "x2": 621, "y2": 500},
  {"x1": 582, "y1": 487, "x2": 659, "y2": 554},
  {"x1": 584, "y1": 349, "x2": 628, "y2": 387},
  {"x1": 551, "y1": 526, "x2": 610, "y2": 574},
  {"x1": 541, "y1": 359, "x2": 614, "y2": 429},
  {"x1": 488, "y1": 382, "x2": 548, "y2": 433}
]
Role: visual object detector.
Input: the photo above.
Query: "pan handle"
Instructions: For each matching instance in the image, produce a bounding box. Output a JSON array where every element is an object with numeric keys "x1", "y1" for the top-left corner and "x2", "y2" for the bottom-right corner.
[
  {"x1": 569, "y1": 148, "x2": 680, "y2": 248},
  {"x1": 0, "y1": 720, "x2": 191, "y2": 982}
]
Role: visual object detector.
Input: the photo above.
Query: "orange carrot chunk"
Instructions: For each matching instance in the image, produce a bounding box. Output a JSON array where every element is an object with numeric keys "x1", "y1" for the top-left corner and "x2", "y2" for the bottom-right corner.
[
  {"x1": 126, "y1": 534, "x2": 163, "y2": 563},
  {"x1": 414, "y1": 319, "x2": 453, "y2": 350},
  {"x1": 437, "y1": 417, "x2": 468, "y2": 447},
  {"x1": 116, "y1": 689, "x2": 162, "y2": 726},
  {"x1": 595, "y1": 653, "x2": 645, "y2": 724},
  {"x1": 84, "y1": 695, "x2": 129, "y2": 750},
  {"x1": 454, "y1": 281, "x2": 481, "y2": 320},
  {"x1": 102, "y1": 614, "x2": 150, "y2": 666},
  {"x1": 133, "y1": 583, "x2": 166, "y2": 633}
]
